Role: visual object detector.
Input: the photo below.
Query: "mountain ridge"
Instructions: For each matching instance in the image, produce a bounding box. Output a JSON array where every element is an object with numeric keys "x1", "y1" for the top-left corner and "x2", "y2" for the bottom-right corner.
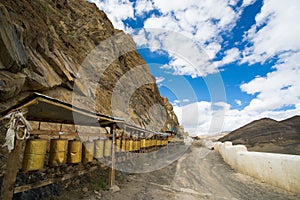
[{"x1": 218, "y1": 115, "x2": 300, "y2": 155}]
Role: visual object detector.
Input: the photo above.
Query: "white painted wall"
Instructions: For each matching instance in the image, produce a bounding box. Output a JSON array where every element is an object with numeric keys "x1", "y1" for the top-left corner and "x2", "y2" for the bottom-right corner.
[{"x1": 214, "y1": 141, "x2": 300, "y2": 193}]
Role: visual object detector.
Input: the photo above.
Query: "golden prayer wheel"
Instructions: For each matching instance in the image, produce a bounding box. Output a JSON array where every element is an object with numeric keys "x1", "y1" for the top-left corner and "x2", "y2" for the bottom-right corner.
[
  {"x1": 125, "y1": 140, "x2": 129, "y2": 151},
  {"x1": 166, "y1": 139, "x2": 169, "y2": 145},
  {"x1": 157, "y1": 139, "x2": 162, "y2": 146},
  {"x1": 125, "y1": 139, "x2": 133, "y2": 152},
  {"x1": 141, "y1": 139, "x2": 146, "y2": 148},
  {"x1": 131, "y1": 140, "x2": 135, "y2": 151},
  {"x1": 146, "y1": 140, "x2": 151, "y2": 148},
  {"x1": 67, "y1": 140, "x2": 82, "y2": 164},
  {"x1": 49, "y1": 139, "x2": 68, "y2": 166},
  {"x1": 22, "y1": 139, "x2": 47, "y2": 172},
  {"x1": 144, "y1": 140, "x2": 149, "y2": 148},
  {"x1": 152, "y1": 139, "x2": 157, "y2": 147},
  {"x1": 168, "y1": 137, "x2": 173, "y2": 143},
  {"x1": 82, "y1": 141, "x2": 94, "y2": 163},
  {"x1": 133, "y1": 140, "x2": 138, "y2": 151},
  {"x1": 149, "y1": 139, "x2": 152, "y2": 147},
  {"x1": 116, "y1": 139, "x2": 121, "y2": 152},
  {"x1": 137, "y1": 140, "x2": 141, "y2": 150},
  {"x1": 104, "y1": 139, "x2": 112, "y2": 157},
  {"x1": 121, "y1": 139, "x2": 126, "y2": 152},
  {"x1": 94, "y1": 139, "x2": 105, "y2": 159}
]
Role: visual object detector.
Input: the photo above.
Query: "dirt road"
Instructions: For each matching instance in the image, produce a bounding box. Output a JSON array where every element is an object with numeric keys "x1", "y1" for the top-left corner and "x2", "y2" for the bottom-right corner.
[{"x1": 98, "y1": 145, "x2": 300, "y2": 200}]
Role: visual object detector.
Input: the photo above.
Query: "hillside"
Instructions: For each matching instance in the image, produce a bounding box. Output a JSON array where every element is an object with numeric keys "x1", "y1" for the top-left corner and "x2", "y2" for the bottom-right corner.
[
  {"x1": 218, "y1": 116, "x2": 300, "y2": 155},
  {"x1": 0, "y1": 0, "x2": 182, "y2": 133}
]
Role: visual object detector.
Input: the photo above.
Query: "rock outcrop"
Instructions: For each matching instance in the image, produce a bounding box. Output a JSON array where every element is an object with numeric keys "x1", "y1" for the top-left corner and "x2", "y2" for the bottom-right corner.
[{"x1": 0, "y1": 0, "x2": 182, "y2": 133}]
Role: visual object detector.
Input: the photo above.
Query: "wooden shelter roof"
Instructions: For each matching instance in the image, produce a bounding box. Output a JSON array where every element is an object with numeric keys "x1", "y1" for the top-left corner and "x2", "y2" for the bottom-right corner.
[
  {"x1": 0, "y1": 93, "x2": 123, "y2": 127},
  {"x1": 0, "y1": 93, "x2": 170, "y2": 136}
]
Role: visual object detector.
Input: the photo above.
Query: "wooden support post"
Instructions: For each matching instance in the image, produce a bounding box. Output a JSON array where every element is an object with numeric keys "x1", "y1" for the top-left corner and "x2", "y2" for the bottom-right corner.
[
  {"x1": 1, "y1": 139, "x2": 24, "y2": 200},
  {"x1": 108, "y1": 123, "x2": 116, "y2": 187}
]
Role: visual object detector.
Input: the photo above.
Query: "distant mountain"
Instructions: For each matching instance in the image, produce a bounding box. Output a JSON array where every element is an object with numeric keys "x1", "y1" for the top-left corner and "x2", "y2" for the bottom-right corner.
[{"x1": 218, "y1": 116, "x2": 300, "y2": 155}]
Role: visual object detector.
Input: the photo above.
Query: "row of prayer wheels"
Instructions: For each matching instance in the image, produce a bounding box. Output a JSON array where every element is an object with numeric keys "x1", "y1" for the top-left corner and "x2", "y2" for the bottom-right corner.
[
  {"x1": 115, "y1": 138, "x2": 169, "y2": 152},
  {"x1": 22, "y1": 137, "x2": 172, "y2": 172},
  {"x1": 22, "y1": 139, "x2": 112, "y2": 172}
]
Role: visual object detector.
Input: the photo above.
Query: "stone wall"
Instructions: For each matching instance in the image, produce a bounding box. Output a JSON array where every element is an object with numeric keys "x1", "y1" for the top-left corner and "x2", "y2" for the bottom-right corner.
[{"x1": 214, "y1": 141, "x2": 300, "y2": 193}]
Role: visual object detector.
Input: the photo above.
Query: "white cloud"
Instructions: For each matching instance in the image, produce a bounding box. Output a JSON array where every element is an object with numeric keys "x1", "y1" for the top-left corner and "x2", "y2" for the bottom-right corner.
[
  {"x1": 155, "y1": 76, "x2": 165, "y2": 84},
  {"x1": 235, "y1": 99, "x2": 242, "y2": 106},
  {"x1": 213, "y1": 47, "x2": 241, "y2": 67},
  {"x1": 91, "y1": 0, "x2": 251, "y2": 78},
  {"x1": 172, "y1": 98, "x2": 191, "y2": 106},
  {"x1": 240, "y1": 0, "x2": 300, "y2": 114},
  {"x1": 155, "y1": 76, "x2": 165, "y2": 87},
  {"x1": 89, "y1": 0, "x2": 134, "y2": 31},
  {"x1": 222, "y1": 48, "x2": 241, "y2": 64},
  {"x1": 242, "y1": 0, "x2": 300, "y2": 64},
  {"x1": 241, "y1": 0, "x2": 256, "y2": 7},
  {"x1": 135, "y1": 0, "x2": 154, "y2": 16},
  {"x1": 205, "y1": 42, "x2": 222, "y2": 59},
  {"x1": 173, "y1": 100, "x2": 181, "y2": 104},
  {"x1": 241, "y1": 53, "x2": 300, "y2": 113},
  {"x1": 134, "y1": 0, "x2": 243, "y2": 77}
]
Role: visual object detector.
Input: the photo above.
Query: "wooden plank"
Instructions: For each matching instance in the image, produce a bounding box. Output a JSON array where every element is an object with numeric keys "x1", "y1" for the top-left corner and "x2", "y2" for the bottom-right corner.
[
  {"x1": 30, "y1": 129, "x2": 110, "y2": 137},
  {"x1": 1, "y1": 139, "x2": 24, "y2": 200},
  {"x1": 14, "y1": 166, "x2": 98, "y2": 194}
]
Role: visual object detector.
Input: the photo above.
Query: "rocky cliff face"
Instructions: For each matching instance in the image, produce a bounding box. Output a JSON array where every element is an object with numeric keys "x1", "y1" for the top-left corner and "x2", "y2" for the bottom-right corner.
[{"x1": 0, "y1": 0, "x2": 182, "y2": 133}]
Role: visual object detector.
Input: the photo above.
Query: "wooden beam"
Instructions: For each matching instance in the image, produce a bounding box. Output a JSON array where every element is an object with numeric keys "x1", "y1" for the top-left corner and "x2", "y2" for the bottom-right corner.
[
  {"x1": 1, "y1": 139, "x2": 24, "y2": 200},
  {"x1": 30, "y1": 130, "x2": 119, "y2": 138}
]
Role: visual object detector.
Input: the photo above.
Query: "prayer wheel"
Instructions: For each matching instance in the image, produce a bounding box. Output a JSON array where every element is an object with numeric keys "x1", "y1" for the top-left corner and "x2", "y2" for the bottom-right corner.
[
  {"x1": 146, "y1": 139, "x2": 151, "y2": 148},
  {"x1": 168, "y1": 137, "x2": 173, "y2": 143},
  {"x1": 129, "y1": 140, "x2": 134, "y2": 151},
  {"x1": 141, "y1": 139, "x2": 146, "y2": 148},
  {"x1": 148, "y1": 139, "x2": 152, "y2": 147},
  {"x1": 22, "y1": 139, "x2": 47, "y2": 171},
  {"x1": 116, "y1": 139, "x2": 121, "y2": 152},
  {"x1": 164, "y1": 139, "x2": 169, "y2": 145},
  {"x1": 49, "y1": 139, "x2": 68, "y2": 166},
  {"x1": 94, "y1": 139, "x2": 105, "y2": 159},
  {"x1": 133, "y1": 140, "x2": 138, "y2": 151},
  {"x1": 67, "y1": 140, "x2": 82, "y2": 164},
  {"x1": 104, "y1": 139, "x2": 112, "y2": 157},
  {"x1": 132, "y1": 140, "x2": 136, "y2": 151},
  {"x1": 121, "y1": 139, "x2": 126, "y2": 152},
  {"x1": 137, "y1": 140, "x2": 141, "y2": 150},
  {"x1": 157, "y1": 139, "x2": 162, "y2": 146},
  {"x1": 152, "y1": 139, "x2": 157, "y2": 147},
  {"x1": 125, "y1": 139, "x2": 133, "y2": 152},
  {"x1": 82, "y1": 141, "x2": 94, "y2": 163},
  {"x1": 144, "y1": 140, "x2": 149, "y2": 148}
]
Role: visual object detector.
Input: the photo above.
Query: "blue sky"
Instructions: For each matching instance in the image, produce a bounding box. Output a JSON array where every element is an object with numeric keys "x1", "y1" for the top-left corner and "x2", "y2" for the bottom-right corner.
[{"x1": 90, "y1": 0, "x2": 300, "y2": 136}]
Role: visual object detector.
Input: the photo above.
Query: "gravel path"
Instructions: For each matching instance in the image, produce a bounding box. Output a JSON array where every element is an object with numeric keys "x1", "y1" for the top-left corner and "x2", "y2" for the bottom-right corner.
[{"x1": 98, "y1": 145, "x2": 300, "y2": 200}]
